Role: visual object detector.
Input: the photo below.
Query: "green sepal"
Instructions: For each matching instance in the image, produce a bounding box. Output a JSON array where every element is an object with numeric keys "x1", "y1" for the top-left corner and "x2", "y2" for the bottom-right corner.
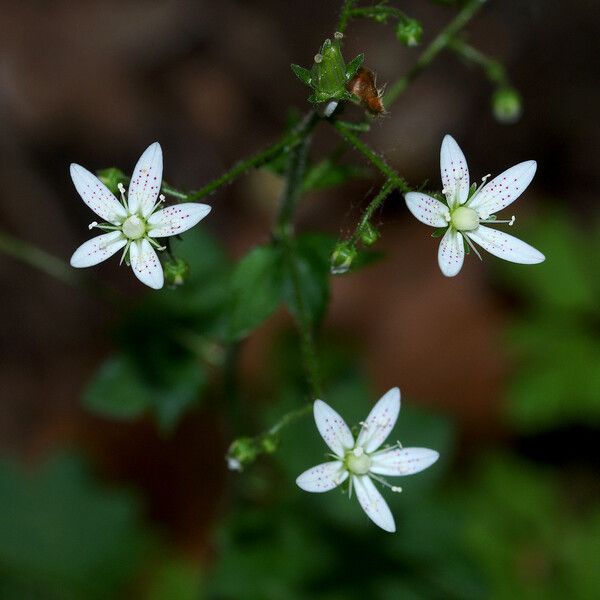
[
  {"x1": 431, "y1": 227, "x2": 447, "y2": 238},
  {"x1": 464, "y1": 238, "x2": 471, "y2": 254},
  {"x1": 291, "y1": 64, "x2": 313, "y2": 87},
  {"x1": 345, "y1": 53, "x2": 365, "y2": 81}
]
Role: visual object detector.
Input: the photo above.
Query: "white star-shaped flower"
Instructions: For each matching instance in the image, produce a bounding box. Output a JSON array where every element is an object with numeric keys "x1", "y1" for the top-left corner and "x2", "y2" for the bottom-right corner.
[
  {"x1": 404, "y1": 135, "x2": 545, "y2": 277},
  {"x1": 69, "y1": 142, "x2": 211, "y2": 289},
  {"x1": 296, "y1": 387, "x2": 439, "y2": 533}
]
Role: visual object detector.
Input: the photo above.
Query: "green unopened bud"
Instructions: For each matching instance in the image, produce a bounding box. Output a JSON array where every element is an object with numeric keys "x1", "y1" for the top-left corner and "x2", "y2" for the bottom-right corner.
[
  {"x1": 492, "y1": 87, "x2": 522, "y2": 124},
  {"x1": 359, "y1": 222, "x2": 379, "y2": 246},
  {"x1": 96, "y1": 167, "x2": 127, "y2": 195},
  {"x1": 310, "y1": 33, "x2": 349, "y2": 103},
  {"x1": 260, "y1": 434, "x2": 279, "y2": 454},
  {"x1": 330, "y1": 241, "x2": 357, "y2": 275},
  {"x1": 163, "y1": 256, "x2": 189, "y2": 288},
  {"x1": 227, "y1": 437, "x2": 258, "y2": 471},
  {"x1": 395, "y1": 19, "x2": 423, "y2": 47}
]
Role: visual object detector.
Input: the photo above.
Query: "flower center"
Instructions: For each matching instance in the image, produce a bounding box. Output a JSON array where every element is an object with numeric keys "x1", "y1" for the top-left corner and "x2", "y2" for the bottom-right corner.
[
  {"x1": 122, "y1": 215, "x2": 146, "y2": 240},
  {"x1": 345, "y1": 447, "x2": 372, "y2": 475},
  {"x1": 451, "y1": 206, "x2": 479, "y2": 231}
]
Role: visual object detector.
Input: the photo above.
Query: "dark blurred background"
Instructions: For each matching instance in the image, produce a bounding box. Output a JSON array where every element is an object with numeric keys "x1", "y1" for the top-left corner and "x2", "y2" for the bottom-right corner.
[{"x1": 0, "y1": 1, "x2": 599, "y2": 599}]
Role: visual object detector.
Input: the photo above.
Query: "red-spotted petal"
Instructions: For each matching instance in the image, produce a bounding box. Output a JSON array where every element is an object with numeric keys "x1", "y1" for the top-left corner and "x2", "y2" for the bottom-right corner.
[
  {"x1": 129, "y1": 238, "x2": 164, "y2": 289},
  {"x1": 147, "y1": 203, "x2": 211, "y2": 238},
  {"x1": 128, "y1": 142, "x2": 163, "y2": 217},
  {"x1": 353, "y1": 475, "x2": 395, "y2": 532},
  {"x1": 440, "y1": 135, "x2": 470, "y2": 207},
  {"x1": 70, "y1": 231, "x2": 127, "y2": 268},
  {"x1": 296, "y1": 461, "x2": 348, "y2": 493}
]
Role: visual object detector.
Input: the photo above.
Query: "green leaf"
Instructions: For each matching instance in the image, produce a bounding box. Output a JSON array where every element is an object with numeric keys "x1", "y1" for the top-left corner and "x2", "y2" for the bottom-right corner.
[
  {"x1": 345, "y1": 53, "x2": 365, "y2": 81},
  {"x1": 84, "y1": 352, "x2": 206, "y2": 432},
  {"x1": 147, "y1": 559, "x2": 203, "y2": 600},
  {"x1": 302, "y1": 159, "x2": 369, "y2": 193},
  {"x1": 228, "y1": 244, "x2": 283, "y2": 341},
  {"x1": 290, "y1": 64, "x2": 312, "y2": 87},
  {"x1": 0, "y1": 454, "x2": 150, "y2": 599},
  {"x1": 281, "y1": 233, "x2": 334, "y2": 325}
]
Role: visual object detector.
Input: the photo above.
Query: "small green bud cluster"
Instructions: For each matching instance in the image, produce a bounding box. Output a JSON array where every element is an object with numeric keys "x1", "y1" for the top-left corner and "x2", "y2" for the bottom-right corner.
[
  {"x1": 492, "y1": 87, "x2": 522, "y2": 124},
  {"x1": 395, "y1": 18, "x2": 423, "y2": 47},
  {"x1": 163, "y1": 256, "x2": 190, "y2": 288},
  {"x1": 291, "y1": 33, "x2": 365, "y2": 105},
  {"x1": 226, "y1": 433, "x2": 279, "y2": 471},
  {"x1": 330, "y1": 241, "x2": 358, "y2": 274}
]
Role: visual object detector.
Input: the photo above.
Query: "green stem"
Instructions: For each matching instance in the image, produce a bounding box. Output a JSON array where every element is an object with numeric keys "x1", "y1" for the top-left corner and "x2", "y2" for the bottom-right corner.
[
  {"x1": 349, "y1": 5, "x2": 408, "y2": 22},
  {"x1": 349, "y1": 178, "x2": 396, "y2": 245},
  {"x1": 333, "y1": 121, "x2": 410, "y2": 192},
  {"x1": 0, "y1": 230, "x2": 119, "y2": 304},
  {"x1": 384, "y1": 0, "x2": 487, "y2": 107},
  {"x1": 337, "y1": 0, "x2": 359, "y2": 33},
  {"x1": 186, "y1": 129, "x2": 305, "y2": 203},
  {"x1": 448, "y1": 37, "x2": 510, "y2": 87},
  {"x1": 268, "y1": 403, "x2": 313, "y2": 436},
  {"x1": 274, "y1": 111, "x2": 324, "y2": 400}
]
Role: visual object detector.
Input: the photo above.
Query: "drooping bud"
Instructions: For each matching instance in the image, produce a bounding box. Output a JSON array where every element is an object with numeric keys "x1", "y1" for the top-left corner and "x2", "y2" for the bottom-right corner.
[
  {"x1": 395, "y1": 18, "x2": 423, "y2": 47},
  {"x1": 492, "y1": 87, "x2": 522, "y2": 124},
  {"x1": 260, "y1": 434, "x2": 279, "y2": 454},
  {"x1": 359, "y1": 221, "x2": 380, "y2": 246},
  {"x1": 330, "y1": 241, "x2": 357, "y2": 275},
  {"x1": 163, "y1": 256, "x2": 190, "y2": 287},
  {"x1": 227, "y1": 437, "x2": 258, "y2": 471}
]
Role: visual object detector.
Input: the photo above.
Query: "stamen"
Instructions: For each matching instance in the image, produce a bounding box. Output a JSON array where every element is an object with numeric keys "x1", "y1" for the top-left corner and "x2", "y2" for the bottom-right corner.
[
  {"x1": 353, "y1": 447, "x2": 364, "y2": 457},
  {"x1": 88, "y1": 221, "x2": 98, "y2": 230},
  {"x1": 481, "y1": 173, "x2": 491, "y2": 184},
  {"x1": 480, "y1": 215, "x2": 516, "y2": 226},
  {"x1": 464, "y1": 234, "x2": 482, "y2": 261},
  {"x1": 348, "y1": 476, "x2": 353, "y2": 499},
  {"x1": 391, "y1": 486, "x2": 402, "y2": 493},
  {"x1": 444, "y1": 210, "x2": 451, "y2": 223},
  {"x1": 117, "y1": 182, "x2": 128, "y2": 208},
  {"x1": 119, "y1": 240, "x2": 131, "y2": 266},
  {"x1": 147, "y1": 237, "x2": 166, "y2": 251},
  {"x1": 369, "y1": 473, "x2": 400, "y2": 492}
]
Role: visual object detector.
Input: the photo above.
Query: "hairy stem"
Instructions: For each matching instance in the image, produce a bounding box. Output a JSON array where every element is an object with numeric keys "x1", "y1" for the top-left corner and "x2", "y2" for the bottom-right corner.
[
  {"x1": 449, "y1": 37, "x2": 510, "y2": 87},
  {"x1": 385, "y1": 0, "x2": 487, "y2": 107},
  {"x1": 274, "y1": 112, "x2": 324, "y2": 400},
  {"x1": 349, "y1": 179, "x2": 396, "y2": 245},
  {"x1": 333, "y1": 121, "x2": 410, "y2": 192},
  {"x1": 337, "y1": 0, "x2": 359, "y2": 33},
  {"x1": 268, "y1": 403, "x2": 313, "y2": 436}
]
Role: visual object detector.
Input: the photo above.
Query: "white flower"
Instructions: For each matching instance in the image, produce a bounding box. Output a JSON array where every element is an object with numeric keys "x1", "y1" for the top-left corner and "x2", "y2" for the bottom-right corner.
[
  {"x1": 296, "y1": 387, "x2": 439, "y2": 533},
  {"x1": 69, "y1": 142, "x2": 211, "y2": 289},
  {"x1": 404, "y1": 135, "x2": 545, "y2": 277}
]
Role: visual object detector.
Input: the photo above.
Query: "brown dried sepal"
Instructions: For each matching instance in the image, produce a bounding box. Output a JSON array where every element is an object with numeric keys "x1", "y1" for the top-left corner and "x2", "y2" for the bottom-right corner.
[{"x1": 345, "y1": 67, "x2": 386, "y2": 116}]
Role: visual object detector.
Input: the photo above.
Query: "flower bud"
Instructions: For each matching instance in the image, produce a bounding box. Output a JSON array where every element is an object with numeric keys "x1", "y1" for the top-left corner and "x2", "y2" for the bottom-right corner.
[
  {"x1": 395, "y1": 19, "x2": 423, "y2": 47},
  {"x1": 359, "y1": 222, "x2": 379, "y2": 246},
  {"x1": 492, "y1": 87, "x2": 522, "y2": 124},
  {"x1": 163, "y1": 256, "x2": 190, "y2": 287},
  {"x1": 97, "y1": 167, "x2": 127, "y2": 195},
  {"x1": 227, "y1": 437, "x2": 258, "y2": 469},
  {"x1": 260, "y1": 434, "x2": 279, "y2": 454},
  {"x1": 330, "y1": 241, "x2": 357, "y2": 275}
]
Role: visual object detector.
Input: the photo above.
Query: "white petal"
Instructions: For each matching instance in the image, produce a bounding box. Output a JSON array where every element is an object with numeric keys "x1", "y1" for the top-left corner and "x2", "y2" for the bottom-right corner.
[
  {"x1": 468, "y1": 161, "x2": 536, "y2": 217},
  {"x1": 296, "y1": 461, "x2": 348, "y2": 493},
  {"x1": 438, "y1": 228, "x2": 465, "y2": 277},
  {"x1": 128, "y1": 142, "x2": 163, "y2": 217},
  {"x1": 404, "y1": 192, "x2": 449, "y2": 227},
  {"x1": 466, "y1": 225, "x2": 545, "y2": 264},
  {"x1": 440, "y1": 135, "x2": 470, "y2": 207},
  {"x1": 129, "y1": 239, "x2": 164, "y2": 289},
  {"x1": 370, "y1": 447, "x2": 439, "y2": 476},
  {"x1": 70, "y1": 231, "x2": 127, "y2": 268},
  {"x1": 70, "y1": 164, "x2": 127, "y2": 223},
  {"x1": 356, "y1": 387, "x2": 400, "y2": 453},
  {"x1": 313, "y1": 400, "x2": 354, "y2": 458},
  {"x1": 353, "y1": 475, "x2": 395, "y2": 533},
  {"x1": 147, "y1": 203, "x2": 211, "y2": 238}
]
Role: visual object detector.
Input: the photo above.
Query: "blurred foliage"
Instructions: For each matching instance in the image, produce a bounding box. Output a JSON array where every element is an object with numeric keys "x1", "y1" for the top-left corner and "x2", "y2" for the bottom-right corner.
[
  {"x1": 496, "y1": 210, "x2": 600, "y2": 431},
  {"x1": 458, "y1": 455, "x2": 600, "y2": 600},
  {"x1": 0, "y1": 454, "x2": 150, "y2": 599}
]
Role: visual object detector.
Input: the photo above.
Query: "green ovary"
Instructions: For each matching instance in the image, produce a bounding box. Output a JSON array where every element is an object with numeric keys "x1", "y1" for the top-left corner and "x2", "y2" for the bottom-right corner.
[
  {"x1": 122, "y1": 215, "x2": 146, "y2": 240},
  {"x1": 451, "y1": 206, "x2": 479, "y2": 232},
  {"x1": 346, "y1": 450, "x2": 372, "y2": 475}
]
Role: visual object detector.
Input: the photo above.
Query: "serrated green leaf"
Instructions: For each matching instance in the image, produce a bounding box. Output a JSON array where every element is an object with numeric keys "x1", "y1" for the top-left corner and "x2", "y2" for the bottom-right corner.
[
  {"x1": 290, "y1": 64, "x2": 312, "y2": 87},
  {"x1": 228, "y1": 244, "x2": 283, "y2": 341},
  {"x1": 345, "y1": 53, "x2": 365, "y2": 81}
]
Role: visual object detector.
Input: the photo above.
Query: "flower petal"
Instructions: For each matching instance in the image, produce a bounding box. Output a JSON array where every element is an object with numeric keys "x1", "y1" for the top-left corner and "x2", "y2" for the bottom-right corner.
[
  {"x1": 468, "y1": 161, "x2": 536, "y2": 217},
  {"x1": 404, "y1": 192, "x2": 449, "y2": 227},
  {"x1": 467, "y1": 225, "x2": 545, "y2": 264},
  {"x1": 296, "y1": 461, "x2": 348, "y2": 493},
  {"x1": 129, "y1": 239, "x2": 164, "y2": 289},
  {"x1": 370, "y1": 447, "x2": 439, "y2": 476},
  {"x1": 128, "y1": 142, "x2": 163, "y2": 217},
  {"x1": 313, "y1": 400, "x2": 354, "y2": 458},
  {"x1": 440, "y1": 135, "x2": 470, "y2": 207},
  {"x1": 70, "y1": 231, "x2": 127, "y2": 268},
  {"x1": 147, "y1": 203, "x2": 211, "y2": 238},
  {"x1": 438, "y1": 228, "x2": 465, "y2": 277},
  {"x1": 353, "y1": 475, "x2": 395, "y2": 532},
  {"x1": 356, "y1": 387, "x2": 400, "y2": 453},
  {"x1": 70, "y1": 164, "x2": 127, "y2": 223}
]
